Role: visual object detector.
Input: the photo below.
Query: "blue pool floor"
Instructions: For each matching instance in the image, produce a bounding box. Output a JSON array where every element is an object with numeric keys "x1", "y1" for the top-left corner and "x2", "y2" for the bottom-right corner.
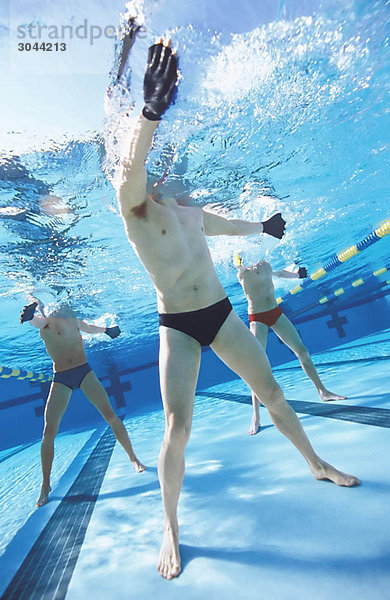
[{"x1": 1, "y1": 335, "x2": 390, "y2": 600}]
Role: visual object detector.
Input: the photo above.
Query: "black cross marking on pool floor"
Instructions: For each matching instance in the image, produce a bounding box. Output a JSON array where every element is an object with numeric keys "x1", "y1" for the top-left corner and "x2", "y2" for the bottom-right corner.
[
  {"x1": 197, "y1": 391, "x2": 390, "y2": 428},
  {"x1": 104, "y1": 363, "x2": 131, "y2": 410},
  {"x1": 0, "y1": 382, "x2": 50, "y2": 418},
  {"x1": 2, "y1": 426, "x2": 116, "y2": 600},
  {"x1": 326, "y1": 306, "x2": 348, "y2": 338}
]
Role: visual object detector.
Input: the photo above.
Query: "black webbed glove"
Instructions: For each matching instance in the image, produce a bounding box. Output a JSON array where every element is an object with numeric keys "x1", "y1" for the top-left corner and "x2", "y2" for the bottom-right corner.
[
  {"x1": 298, "y1": 267, "x2": 308, "y2": 279},
  {"x1": 20, "y1": 302, "x2": 38, "y2": 324},
  {"x1": 142, "y1": 43, "x2": 178, "y2": 121},
  {"x1": 105, "y1": 326, "x2": 121, "y2": 339},
  {"x1": 262, "y1": 213, "x2": 286, "y2": 240}
]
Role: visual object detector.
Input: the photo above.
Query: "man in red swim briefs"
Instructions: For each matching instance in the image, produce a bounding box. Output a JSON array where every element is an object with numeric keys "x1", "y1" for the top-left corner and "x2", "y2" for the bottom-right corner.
[
  {"x1": 236, "y1": 259, "x2": 346, "y2": 435},
  {"x1": 20, "y1": 299, "x2": 145, "y2": 507}
]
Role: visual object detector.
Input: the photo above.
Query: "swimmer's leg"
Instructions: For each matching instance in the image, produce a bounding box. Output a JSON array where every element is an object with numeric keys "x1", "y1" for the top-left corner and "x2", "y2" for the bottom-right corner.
[
  {"x1": 81, "y1": 371, "x2": 145, "y2": 472},
  {"x1": 248, "y1": 321, "x2": 268, "y2": 435},
  {"x1": 158, "y1": 326, "x2": 201, "y2": 580},
  {"x1": 37, "y1": 382, "x2": 71, "y2": 507},
  {"x1": 211, "y1": 311, "x2": 359, "y2": 487},
  {"x1": 271, "y1": 315, "x2": 347, "y2": 402}
]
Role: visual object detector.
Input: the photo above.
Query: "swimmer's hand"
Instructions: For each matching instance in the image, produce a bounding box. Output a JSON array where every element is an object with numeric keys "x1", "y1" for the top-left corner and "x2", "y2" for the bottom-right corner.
[
  {"x1": 298, "y1": 267, "x2": 308, "y2": 278},
  {"x1": 20, "y1": 302, "x2": 38, "y2": 324},
  {"x1": 262, "y1": 213, "x2": 286, "y2": 239},
  {"x1": 142, "y1": 42, "x2": 178, "y2": 121},
  {"x1": 105, "y1": 326, "x2": 121, "y2": 339}
]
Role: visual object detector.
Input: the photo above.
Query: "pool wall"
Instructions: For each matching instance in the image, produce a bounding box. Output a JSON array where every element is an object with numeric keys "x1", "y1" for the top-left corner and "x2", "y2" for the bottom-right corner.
[{"x1": 1, "y1": 285, "x2": 389, "y2": 450}]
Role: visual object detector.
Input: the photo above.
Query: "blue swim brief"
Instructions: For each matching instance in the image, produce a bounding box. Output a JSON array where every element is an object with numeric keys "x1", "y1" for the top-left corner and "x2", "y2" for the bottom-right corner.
[{"x1": 53, "y1": 362, "x2": 92, "y2": 390}]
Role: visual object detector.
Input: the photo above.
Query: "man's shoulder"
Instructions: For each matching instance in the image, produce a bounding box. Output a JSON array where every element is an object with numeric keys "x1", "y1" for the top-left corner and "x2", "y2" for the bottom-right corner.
[
  {"x1": 124, "y1": 195, "x2": 175, "y2": 222},
  {"x1": 188, "y1": 204, "x2": 203, "y2": 217},
  {"x1": 238, "y1": 266, "x2": 250, "y2": 277}
]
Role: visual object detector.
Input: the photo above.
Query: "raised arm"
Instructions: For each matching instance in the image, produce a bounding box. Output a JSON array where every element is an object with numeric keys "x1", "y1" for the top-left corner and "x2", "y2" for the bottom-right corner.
[
  {"x1": 28, "y1": 315, "x2": 48, "y2": 329},
  {"x1": 203, "y1": 210, "x2": 286, "y2": 239},
  {"x1": 117, "y1": 41, "x2": 178, "y2": 218},
  {"x1": 20, "y1": 301, "x2": 48, "y2": 328},
  {"x1": 117, "y1": 116, "x2": 158, "y2": 218}
]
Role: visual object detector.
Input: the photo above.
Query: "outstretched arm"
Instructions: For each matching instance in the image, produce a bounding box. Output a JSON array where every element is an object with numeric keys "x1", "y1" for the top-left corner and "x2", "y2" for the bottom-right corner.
[
  {"x1": 79, "y1": 321, "x2": 121, "y2": 339},
  {"x1": 203, "y1": 210, "x2": 264, "y2": 236},
  {"x1": 203, "y1": 211, "x2": 286, "y2": 239},
  {"x1": 272, "y1": 270, "x2": 299, "y2": 279},
  {"x1": 20, "y1": 301, "x2": 48, "y2": 328},
  {"x1": 78, "y1": 321, "x2": 107, "y2": 334},
  {"x1": 272, "y1": 267, "x2": 307, "y2": 279}
]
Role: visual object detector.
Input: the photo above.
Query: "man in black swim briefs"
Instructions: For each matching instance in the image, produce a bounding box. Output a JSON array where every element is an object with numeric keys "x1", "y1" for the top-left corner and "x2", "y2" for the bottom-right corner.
[
  {"x1": 112, "y1": 32, "x2": 359, "y2": 580},
  {"x1": 235, "y1": 257, "x2": 347, "y2": 434},
  {"x1": 20, "y1": 299, "x2": 145, "y2": 507}
]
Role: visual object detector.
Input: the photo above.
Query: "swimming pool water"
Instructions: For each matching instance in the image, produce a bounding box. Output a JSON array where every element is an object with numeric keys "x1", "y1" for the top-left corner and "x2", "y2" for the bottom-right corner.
[
  {"x1": 0, "y1": 0, "x2": 389, "y2": 375},
  {"x1": 0, "y1": 2, "x2": 389, "y2": 595}
]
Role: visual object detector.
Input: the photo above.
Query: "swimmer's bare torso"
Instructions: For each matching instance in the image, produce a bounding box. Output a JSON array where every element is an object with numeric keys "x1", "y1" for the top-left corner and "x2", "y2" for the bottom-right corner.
[
  {"x1": 237, "y1": 260, "x2": 277, "y2": 313},
  {"x1": 39, "y1": 318, "x2": 87, "y2": 371},
  {"x1": 118, "y1": 116, "x2": 235, "y2": 314},
  {"x1": 121, "y1": 194, "x2": 227, "y2": 314}
]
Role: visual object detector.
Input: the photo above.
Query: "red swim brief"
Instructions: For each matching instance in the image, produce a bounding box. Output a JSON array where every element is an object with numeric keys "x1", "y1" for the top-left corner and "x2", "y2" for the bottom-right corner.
[{"x1": 248, "y1": 306, "x2": 283, "y2": 327}]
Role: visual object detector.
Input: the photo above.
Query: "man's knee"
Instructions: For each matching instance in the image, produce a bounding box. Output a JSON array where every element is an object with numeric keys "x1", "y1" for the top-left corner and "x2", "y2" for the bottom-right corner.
[
  {"x1": 261, "y1": 382, "x2": 285, "y2": 409},
  {"x1": 104, "y1": 410, "x2": 118, "y2": 426},
  {"x1": 165, "y1": 416, "x2": 191, "y2": 447},
  {"x1": 43, "y1": 423, "x2": 58, "y2": 441},
  {"x1": 296, "y1": 345, "x2": 310, "y2": 362}
]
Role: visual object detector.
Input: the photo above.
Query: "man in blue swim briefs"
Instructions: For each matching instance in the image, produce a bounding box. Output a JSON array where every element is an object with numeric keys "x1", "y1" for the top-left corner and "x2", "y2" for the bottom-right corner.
[
  {"x1": 20, "y1": 299, "x2": 145, "y2": 508},
  {"x1": 113, "y1": 33, "x2": 359, "y2": 580},
  {"x1": 235, "y1": 258, "x2": 347, "y2": 435}
]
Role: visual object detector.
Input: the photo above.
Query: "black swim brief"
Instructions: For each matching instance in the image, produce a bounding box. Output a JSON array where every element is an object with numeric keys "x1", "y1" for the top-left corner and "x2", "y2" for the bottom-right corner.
[
  {"x1": 159, "y1": 297, "x2": 233, "y2": 347},
  {"x1": 53, "y1": 362, "x2": 92, "y2": 391}
]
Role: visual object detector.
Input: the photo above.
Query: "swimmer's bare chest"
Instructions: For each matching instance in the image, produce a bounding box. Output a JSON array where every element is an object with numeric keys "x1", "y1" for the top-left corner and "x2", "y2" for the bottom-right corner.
[
  {"x1": 241, "y1": 270, "x2": 276, "y2": 312},
  {"x1": 40, "y1": 319, "x2": 86, "y2": 369},
  {"x1": 124, "y1": 200, "x2": 225, "y2": 311}
]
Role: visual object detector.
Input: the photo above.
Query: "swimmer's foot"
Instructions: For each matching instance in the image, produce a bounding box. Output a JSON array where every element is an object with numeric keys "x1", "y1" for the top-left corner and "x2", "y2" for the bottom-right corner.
[
  {"x1": 319, "y1": 389, "x2": 347, "y2": 402},
  {"x1": 131, "y1": 457, "x2": 146, "y2": 473},
  {"x1": 248, "y1": 416, "x2": 260, "y2": 436},
  {"x1": 311, "y1": 459, "x2": 360, "y2": 487},
  {"x1": 158, "y1": 522, "x2": 181, "y2": 580},
  {"x1": 36, "y1": 483, "x2": 52, "y2": 507}
]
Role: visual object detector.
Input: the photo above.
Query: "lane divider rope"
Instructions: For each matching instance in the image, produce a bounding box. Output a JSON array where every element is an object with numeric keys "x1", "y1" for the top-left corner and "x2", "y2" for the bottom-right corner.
[
  {"x1": 0, "y1": 366, "x2": 52, "y2": 383},
  {"x1": 276, "y1": 217, "x2": 390, "y2": 304}
]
